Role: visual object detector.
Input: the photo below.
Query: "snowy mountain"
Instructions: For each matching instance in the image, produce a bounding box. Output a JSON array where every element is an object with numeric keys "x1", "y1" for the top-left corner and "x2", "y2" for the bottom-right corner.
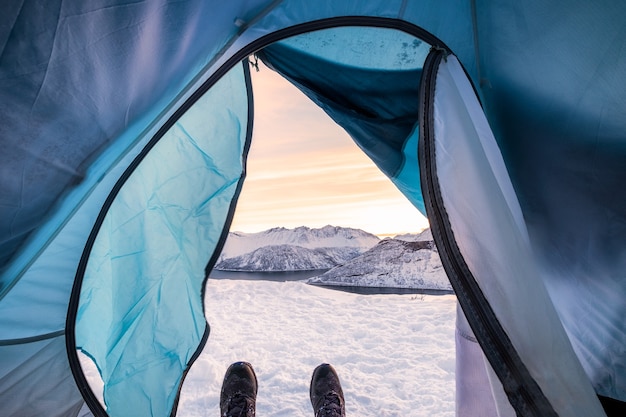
[
  {"x1": 394, "y1": 228, "x2": 433, "y2": 242},
  {"x1": 214, "y1": 226, "x2": 450, "y2": 291},
  {"x1": 215, "y1": 244, "x2": 363, "y2": 271},
  {"x1": 307, "y1": 237, "x2": 451, "y2": 291},
  {"x1": 215, "y1": 225, "x2": 379, "y2": 271}
]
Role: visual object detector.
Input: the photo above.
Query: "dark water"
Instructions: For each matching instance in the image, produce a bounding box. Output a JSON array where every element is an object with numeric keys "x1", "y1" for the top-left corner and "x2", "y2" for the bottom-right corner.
[
  {"x1": 208, "y1": 270, "x2": 454, "y2": 296},
  {"x1": 209, "y1": 269, "x2": 326, "y2": 281},
  {"x1": 309, "y1": 284, "x2": 453, "y2": 296}
]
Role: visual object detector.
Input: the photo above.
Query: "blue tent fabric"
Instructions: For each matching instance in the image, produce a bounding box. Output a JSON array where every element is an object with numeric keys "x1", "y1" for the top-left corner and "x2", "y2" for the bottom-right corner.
[
  {"x1": 420, "y1": 50, "x2": 603, "y2": 416},
  {"x1": 1, "y1": 1, "x2": 626, "y2": 416},
  {"x1": 0, "y1": 0, "x2": 271, "y2": 287},
  {"x1": 72, "y1": 61, "x2": 253, "y2": 416},
  {"x1": 471, "y1": 2, "x2": 626, "y2": 403},
  {"x1": 1, "y1": 336, "x2": 84, "y2": 417}
]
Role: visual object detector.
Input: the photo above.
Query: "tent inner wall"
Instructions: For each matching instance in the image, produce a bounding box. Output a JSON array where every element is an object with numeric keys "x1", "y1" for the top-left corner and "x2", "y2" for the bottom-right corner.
[
  {"x1": 474, "y1": 1, "x2": 626, "y2": 403},
  {"x1": 422, "y1": 52, "x2": 605, "y2": 416}
]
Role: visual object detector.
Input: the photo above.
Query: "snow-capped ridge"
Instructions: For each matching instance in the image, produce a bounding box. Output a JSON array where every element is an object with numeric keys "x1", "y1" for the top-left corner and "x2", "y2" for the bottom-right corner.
[
  {"x1": 215, "y1": 226, "x2": 448, "y2": 291},
  {"x1": 394, "y1": 228, "x2": 433, "y2": 242},
  {"x1": 218, "y1": 225, "x2": 379, "y2": 261},
  {"x1": 308, "y1": 237, "x2": 450, "y2": 291},
  {"x1": 216, "y1": 244, "x2": 363, "y2": 272}
]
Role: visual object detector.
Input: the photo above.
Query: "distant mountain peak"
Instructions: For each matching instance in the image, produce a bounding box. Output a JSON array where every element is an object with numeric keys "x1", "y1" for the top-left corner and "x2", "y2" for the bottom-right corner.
[
  {"x1": 394, "y1": 228, "x2": 433, "y2": 242},
  {"x1": 214, "y1": 227, "x2": 448, "y2": 291},
  {"x1": 215, "y1": 244, "x2": 364, "y2": 272},
  {"x1": 216, "y1": 225, "x2": 380, "y2": 271}
]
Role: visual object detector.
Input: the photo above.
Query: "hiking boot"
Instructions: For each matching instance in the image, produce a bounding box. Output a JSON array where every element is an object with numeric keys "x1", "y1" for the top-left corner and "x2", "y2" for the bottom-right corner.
[
  {"x1": 310, "y1": 363, "x2": 346, "y2": 417},
  {"x1": 220, "y1": 361, "x2": 258, "y2": 417}
]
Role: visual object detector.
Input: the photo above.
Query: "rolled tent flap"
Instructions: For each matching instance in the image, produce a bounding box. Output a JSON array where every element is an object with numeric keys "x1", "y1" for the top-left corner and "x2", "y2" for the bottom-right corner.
[
  {"x1": 418, "y1": 51, "x2": 606, "y2": 416},
  {"x1": 257, "y1": 26, "x2": 431, "y2": 214},
  {"x1": 68, "y1": 62, "x2": 253, "y2": 417}
]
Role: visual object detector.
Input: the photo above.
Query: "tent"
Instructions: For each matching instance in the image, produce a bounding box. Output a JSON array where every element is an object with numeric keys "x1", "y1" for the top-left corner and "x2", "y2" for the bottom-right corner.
[{"x1": 1, "y1": 1, "x2": 624, "y2": 416}]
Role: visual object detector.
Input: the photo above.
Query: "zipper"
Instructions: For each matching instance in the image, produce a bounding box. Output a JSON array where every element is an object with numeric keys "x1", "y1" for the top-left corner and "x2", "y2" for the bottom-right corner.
[{"x1": 418, "y1": 48, "x2": 557, "y2": 417}]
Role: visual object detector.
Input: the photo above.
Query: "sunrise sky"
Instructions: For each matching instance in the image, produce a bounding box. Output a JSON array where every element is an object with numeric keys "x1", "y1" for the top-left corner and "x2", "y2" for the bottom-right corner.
[{"x1": 228, "y1": 61, "x2": 429, "y2": 237}]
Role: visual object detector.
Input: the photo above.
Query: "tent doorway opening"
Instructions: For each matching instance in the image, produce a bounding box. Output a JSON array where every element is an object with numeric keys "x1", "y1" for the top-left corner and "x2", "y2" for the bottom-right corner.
[
  {"x1": 195, "y1": 55, "x2": 451, "y2": 413},
  {"x1": 73, "y1": 24, "x2": 458, "y2": 416},
  {"x1": 182, "y1": 26, "x2": 456, "y2": 415}
]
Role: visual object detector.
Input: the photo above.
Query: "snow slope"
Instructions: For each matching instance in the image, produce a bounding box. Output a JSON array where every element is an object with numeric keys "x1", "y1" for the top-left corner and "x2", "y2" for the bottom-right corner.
[
  {"x1": 179, "y1": 279, "x2": 456, "y2": 416},
  {"x1": 80, "y1": 279, "x2": 457, "y2": 417},
  {"x1": 308, "y1": 238, "x2": 451, "y2": 291}
]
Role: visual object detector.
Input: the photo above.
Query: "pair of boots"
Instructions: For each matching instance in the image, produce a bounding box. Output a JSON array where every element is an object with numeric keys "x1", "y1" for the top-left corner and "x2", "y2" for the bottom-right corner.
[{"x1": 220, "y1": 362, "x2": 346, "y2": 417}]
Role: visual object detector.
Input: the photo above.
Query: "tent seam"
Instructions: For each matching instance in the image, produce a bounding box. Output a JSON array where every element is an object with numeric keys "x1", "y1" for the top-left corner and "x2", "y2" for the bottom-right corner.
[{"x1": 0, "y1": 329, "x2": 65, "y2": 346}]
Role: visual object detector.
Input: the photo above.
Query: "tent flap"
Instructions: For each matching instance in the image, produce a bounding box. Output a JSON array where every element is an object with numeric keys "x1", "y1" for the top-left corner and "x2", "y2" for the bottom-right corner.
[
  {"x1": 419, "y1": 51, "x2": 605, "y2": 416},
  {"x1": 70, "y1": 61, "x2": 253, "y2": 417}
]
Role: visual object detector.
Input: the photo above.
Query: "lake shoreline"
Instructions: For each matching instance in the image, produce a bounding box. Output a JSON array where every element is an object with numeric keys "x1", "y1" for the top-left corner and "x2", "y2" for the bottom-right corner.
[{"x1": 209, "y1": 269, "x2": 454, "y2": 296}]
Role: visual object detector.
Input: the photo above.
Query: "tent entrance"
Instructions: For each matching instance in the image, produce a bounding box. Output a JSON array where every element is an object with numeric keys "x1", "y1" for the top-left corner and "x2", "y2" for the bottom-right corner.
[
  {"x1": 68, "y1": 21, "x2": 611, "y2": 417},
  {"x1": 70, "y1": 24, "x2": 442, "y2": 417}
]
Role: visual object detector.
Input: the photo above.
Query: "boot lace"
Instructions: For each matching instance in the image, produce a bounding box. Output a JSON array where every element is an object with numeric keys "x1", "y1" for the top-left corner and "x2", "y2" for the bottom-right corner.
[
  {"x1": 222, "y1": 393, "x2": 255, "y2": 417},
  {"x1": 315, "y1": 391, "x2": 344, "y2": 417}
]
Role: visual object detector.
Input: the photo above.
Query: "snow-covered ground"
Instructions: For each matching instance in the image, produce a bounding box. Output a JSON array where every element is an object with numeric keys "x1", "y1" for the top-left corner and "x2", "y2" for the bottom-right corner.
[
  {"x1": 178, "y1": 279, "x2": 456, "y2": 417},
  {"x1": 80, "y1": 278, "x2": 456, "y2": 416}
]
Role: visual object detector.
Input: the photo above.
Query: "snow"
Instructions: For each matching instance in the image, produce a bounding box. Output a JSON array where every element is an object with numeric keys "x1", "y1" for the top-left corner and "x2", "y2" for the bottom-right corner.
[
  {"x1": 80, "y1": 279, "x2": 457, "y2": 416},
  {"x1": 216, "y1": 244, "x2": 363, "y2": 271},
  {"x1": 308, "y1": 238, "x2": 451, "y2": 291},
  {"x1": 178, "y1": 279, "x2": 456, "y2": 416},
  {"x1": 80, "y1": 223, "x2": 457, "y2": 416},
  {"x1": 394, "y1": 229, "x2": 433, "y2": 242},
  {"x1": 219, "y1": 226, "x2": 380, "y2": 260}
]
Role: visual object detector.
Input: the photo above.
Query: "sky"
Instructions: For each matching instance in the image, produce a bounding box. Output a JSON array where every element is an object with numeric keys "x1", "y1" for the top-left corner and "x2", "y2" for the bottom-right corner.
[{"x1": 228, "y1": 61, "x2": 429, "y2": 237}]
